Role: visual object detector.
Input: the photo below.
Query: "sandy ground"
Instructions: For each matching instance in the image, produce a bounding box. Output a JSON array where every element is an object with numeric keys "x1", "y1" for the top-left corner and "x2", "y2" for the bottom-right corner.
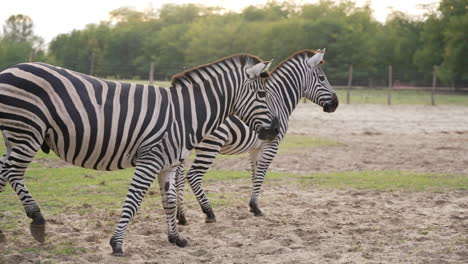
[{"x1": 1, "y1": 104, "x2": 467, "y2": 263}]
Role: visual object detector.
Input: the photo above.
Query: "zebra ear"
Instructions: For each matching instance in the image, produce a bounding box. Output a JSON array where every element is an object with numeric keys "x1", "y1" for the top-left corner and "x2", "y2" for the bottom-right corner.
[
  {"x1": 246, "y1": 60, "x2": 272, "y2": 78},
  {"x1": 306, "y1": 49, "x2": 325, "y2": 68}
]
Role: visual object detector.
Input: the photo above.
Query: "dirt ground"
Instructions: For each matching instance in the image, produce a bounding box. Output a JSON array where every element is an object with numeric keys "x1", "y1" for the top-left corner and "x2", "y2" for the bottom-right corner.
[{"x1": 1, "y1": 104, "x2": 467, "y2": 264}]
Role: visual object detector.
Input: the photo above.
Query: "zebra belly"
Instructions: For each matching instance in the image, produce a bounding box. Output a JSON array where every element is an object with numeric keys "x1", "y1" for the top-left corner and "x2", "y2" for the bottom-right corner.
[{"x1": 46, "y1": 127, "x2": 139, "y2": 171}]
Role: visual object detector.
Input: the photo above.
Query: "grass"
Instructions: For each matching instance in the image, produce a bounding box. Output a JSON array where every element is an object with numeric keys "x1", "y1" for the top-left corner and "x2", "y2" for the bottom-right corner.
[
  {"x1": 334, "y1": 88, "x2": 468, "y2": 106},
  {"x1": 1, "y1": 168, "x2": 465, "y2": 225},
  {"x1": 15, "y1": 241, "x2": 88, "y2": 256},
  {"x1": 188, "y1": 134, "x2": 340, "y2": 160},
  {"x1": 0, "y1": 166, "x2": 466, "y2": 260},
  {"x1": 278, "y1": 134, "x2": 340, "y2": 153},
  {"x1": 204, "y1": 170, "x2": 467, "y2": 191},
  {"x1": 291, "y1": 170, "x2": 468, "y2": 191},
  {"x1": 186, "y1": 134, "x2": 339, "y2": 160}
]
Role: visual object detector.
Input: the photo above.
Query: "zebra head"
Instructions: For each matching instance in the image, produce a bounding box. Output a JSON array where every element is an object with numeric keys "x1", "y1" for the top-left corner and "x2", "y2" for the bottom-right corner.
[
  {"x1": 234, "y1": 59, "x2": 279, "y2": 141},
  {"x1": 304, "y1": 49, "x2": 339, "y2": 113}
]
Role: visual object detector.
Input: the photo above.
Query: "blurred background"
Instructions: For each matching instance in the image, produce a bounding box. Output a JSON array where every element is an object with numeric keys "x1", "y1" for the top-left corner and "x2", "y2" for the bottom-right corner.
[{"x1": 0, "y1": 0, "x2": 467, "y2": 103}]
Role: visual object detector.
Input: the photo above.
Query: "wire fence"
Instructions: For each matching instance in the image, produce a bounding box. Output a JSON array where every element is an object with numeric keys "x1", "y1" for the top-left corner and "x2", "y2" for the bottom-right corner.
[
  {"x1": 2, "y1": 58, "x2": 467, "y2": 106},
  {"x1": 135, "y1": 62, "x2": 468, "y2": 106}
]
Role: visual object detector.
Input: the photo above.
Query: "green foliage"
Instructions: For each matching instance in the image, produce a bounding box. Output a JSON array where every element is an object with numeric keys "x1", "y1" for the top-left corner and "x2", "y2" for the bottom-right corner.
[
  {"x1": 2, "y1": 14, "x2": 35, "y2": 43},
  {"x1": 0, "y1": 14, "x2": 44, "y2": 68},
  {"x1": 413, "y1": 0, "x2": 468, "y2": 86},
  {"x1": 0, "y1": 0, "x2": 467, "y2": 87},
  {"x1": 0, "y1": 40, "x2": 32, "y2": 68}
]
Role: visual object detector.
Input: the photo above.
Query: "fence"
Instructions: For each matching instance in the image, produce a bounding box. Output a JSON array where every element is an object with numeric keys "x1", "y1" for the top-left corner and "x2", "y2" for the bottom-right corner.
[
  {"x1": 303, "y1": 64, "x2": 468, "y2": 106},
  {"x1": 150, "y1": 62, "x2": 468, "y2": 106},
  {"x1": 2, "y1": 57, "x2": 467, "y2": 106},
  {"x1": 148, "y1": 62, "x2": 468, "y2": 106}
]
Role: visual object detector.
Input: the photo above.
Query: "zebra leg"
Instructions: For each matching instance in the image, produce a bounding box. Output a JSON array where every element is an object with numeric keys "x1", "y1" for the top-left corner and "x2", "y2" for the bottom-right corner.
[
  {"x1": 186, "y1": 146, "x2": 223, "y2": 223},
  {"x1": 249, "y1": 142, "x2": 279, "y2": 216},
  {"x1": 109, "y1": 162, "x2": 161, "y2": 256},
  {"x1": 3, "y1": 146, "x2": 46, "y2": 242},
  {"x1": 0, "y1": 130, "x2": 10, "y2": 193},
  {"x1": 0, "y1": 155, "x2": 7, "y2": 192},
  {"x1": 175, "y1": 163, "x2": 188, "y2": 225},
  {"x1": 159, "y1": 167, "x2": 188, "y2": 247}
]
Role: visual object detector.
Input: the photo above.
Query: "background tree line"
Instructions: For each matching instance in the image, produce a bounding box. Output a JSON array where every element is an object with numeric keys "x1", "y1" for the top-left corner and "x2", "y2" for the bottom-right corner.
[{"x1": 0, "y1": 0, "x2": 467, "y2": 87}]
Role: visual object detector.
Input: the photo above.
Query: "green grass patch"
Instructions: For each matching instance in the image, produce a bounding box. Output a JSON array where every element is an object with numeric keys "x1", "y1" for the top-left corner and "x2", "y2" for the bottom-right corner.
[
  {"x1": 0, "y1": 167, "x2": 163, "y2": 222},
  {"x1": 187, "y1": 134, "x2": 338, "y2": 160},
  {"x1": 291, "y1": 170, "x2": 468, "y2": 191},
  {"x1": 1, "y1": 168, "x2": 466, "y2": 231},
  {"x1": 335, "y1": 88, "x2": 468, "y2": 106},
  {"x1": 2, "y1": 240, "x2": 89, "y2": 259},
  {"x1": 201, "y1": 170, "x2": 467, "y2": 191},
  {"x1": 278, "y1": 134, "x2": 340, "y2": 152}
]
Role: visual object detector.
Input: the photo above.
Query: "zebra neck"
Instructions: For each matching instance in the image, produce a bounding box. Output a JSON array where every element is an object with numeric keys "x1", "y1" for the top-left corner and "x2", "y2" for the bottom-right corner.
[
  {"x1": 268, "y1": 65, "x2": 306, "y2": 118},
  {"x1": 170, "y1": 81, "x2": 230, "y2": 150}
]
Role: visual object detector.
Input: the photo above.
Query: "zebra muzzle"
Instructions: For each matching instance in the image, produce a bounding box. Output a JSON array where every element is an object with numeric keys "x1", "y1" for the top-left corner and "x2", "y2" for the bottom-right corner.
[
  {"x1": 258, "y1": 117, "x2": 279, "y2": 141},
  {"x1": 323, "y1": 93, "x2": 339, "y2": 113}
]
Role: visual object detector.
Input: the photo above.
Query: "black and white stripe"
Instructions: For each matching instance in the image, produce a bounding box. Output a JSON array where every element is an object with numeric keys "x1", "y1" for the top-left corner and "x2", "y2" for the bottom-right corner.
[
  {"x1": 0, "y1": 55, "x2": 278, "y2": 255},
  {"x1": 176, "y1": 49, "x2": 339, "y2": 224}
]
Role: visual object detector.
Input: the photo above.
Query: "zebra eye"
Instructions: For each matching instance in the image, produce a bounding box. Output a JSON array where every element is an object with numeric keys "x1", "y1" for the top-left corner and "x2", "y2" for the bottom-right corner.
[
  {"x1": 258, "y1": 91, "x2": 266, "y2": 98},
  {"x1": 319, "y1": 76, "x2": 325, "y2": 82}
]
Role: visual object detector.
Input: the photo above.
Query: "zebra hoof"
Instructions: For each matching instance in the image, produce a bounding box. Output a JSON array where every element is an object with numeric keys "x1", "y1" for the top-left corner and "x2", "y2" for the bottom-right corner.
[
  {"x1": 254, "y1": 211, "x2": 264, "y2": 217},
  {"x1": 169, "y1": 236, "x2": 188, "y2": 248},
  {"x1": 203, "y1": 208, "x2": 216, "y2": 223},
  {"x1": 176, "y1": 238, "x2": 188, "y2": 248},
  {"x1": 250, "y1": 206, "x2": 264, "y2": 217},
  {"x1": 110, "y1": 237, "x2": 124, "y2": 256},
  {"x1": 30, "y1": 224, "x2": 46, "y2": 243},
  {"x1": 112, "y1": 250, "x2": 124, "y2": 257}
]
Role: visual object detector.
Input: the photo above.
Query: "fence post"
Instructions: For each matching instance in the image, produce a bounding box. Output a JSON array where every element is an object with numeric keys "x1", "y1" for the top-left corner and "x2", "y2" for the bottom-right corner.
[
  {"x1": 149, "y1": 62, "x2": 154, "y2": 85},
  {"x1": 432, "y1": 65, "x2": 437, "y2": 106},
  {"x1": 387, "y1": 65, "x2": 392, "y2": 105},
  {"x1": 346, "y1": 64, "x2": 353, "y2": 104}
]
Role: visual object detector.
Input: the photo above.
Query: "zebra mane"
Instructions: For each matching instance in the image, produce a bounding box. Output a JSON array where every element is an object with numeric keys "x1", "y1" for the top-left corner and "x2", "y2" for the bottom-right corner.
[
  {"x1": 170, "y1": 54, "x2": 263, "y2": 87},
  {"x1": 271, "y1": 49, "x2": 321, "y2": 74}
]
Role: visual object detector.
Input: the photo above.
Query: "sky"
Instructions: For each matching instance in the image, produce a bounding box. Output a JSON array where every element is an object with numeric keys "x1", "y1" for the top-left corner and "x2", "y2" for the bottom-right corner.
[{"x1": 0, "y1": 0, "x2": 439, "y2": 44}]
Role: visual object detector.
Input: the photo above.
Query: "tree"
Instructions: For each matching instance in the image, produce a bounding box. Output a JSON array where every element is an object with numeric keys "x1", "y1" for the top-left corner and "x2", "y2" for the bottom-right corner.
[
  {"x1": 414, "y1": 0, "x2": 468, "y2": 87},
  {"x1": 15, "y1": 1, "x2": 466, "y2": 86},
  {"x1": 0, "y1": 14, "x2": 44, "y2": 69},
  {"x1": 3, "y1": 14, "x2": 34, "y2": 42},
  {"x1": 438, "y1": 0, "x2": 468, "y2": 86},
  {"x1": 373, "y1": 12, "x2": 424, "y2": 84}
]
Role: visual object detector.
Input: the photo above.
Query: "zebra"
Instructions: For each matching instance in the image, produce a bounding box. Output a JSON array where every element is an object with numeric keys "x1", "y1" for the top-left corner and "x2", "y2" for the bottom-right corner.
[
  {"x1": 0, "y1": 54, "x2": 280, "y2": 255},
  {"x1": 175, "y1": 49, "x2": 338, "y2": 225}
]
